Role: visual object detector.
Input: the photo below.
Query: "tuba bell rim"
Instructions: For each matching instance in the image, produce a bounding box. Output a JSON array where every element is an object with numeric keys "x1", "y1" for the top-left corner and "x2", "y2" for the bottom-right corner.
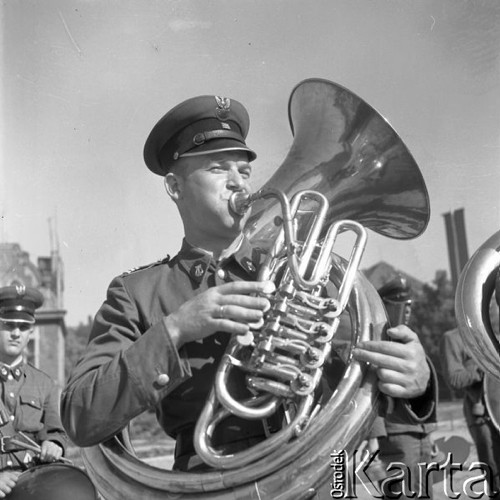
[{"x1": 281, "y1": 77, "x2": 431, "y2": 241}]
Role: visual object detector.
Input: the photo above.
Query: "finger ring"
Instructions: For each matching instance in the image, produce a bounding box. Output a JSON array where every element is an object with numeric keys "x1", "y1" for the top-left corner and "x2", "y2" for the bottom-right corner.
[{"x1": 219, "y1": 305, "x2": 225, "y2": 319}]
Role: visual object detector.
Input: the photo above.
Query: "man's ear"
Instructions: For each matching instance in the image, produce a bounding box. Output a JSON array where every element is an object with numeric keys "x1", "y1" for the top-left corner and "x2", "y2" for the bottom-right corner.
[{"x1": 164, "y1": 173, "x2": 183, "y2": 201}]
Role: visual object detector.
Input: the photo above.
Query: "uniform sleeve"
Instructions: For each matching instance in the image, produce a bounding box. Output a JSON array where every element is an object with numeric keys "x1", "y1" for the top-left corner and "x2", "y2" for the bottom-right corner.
[
  {"x1": 60, "y1": 275, "x2": 192, "y2": 447},
  {"x1": 440, "y1": 330, "x2": 482, "y2": 390},
  {"x1": 402, "y1": 356, "x2": 437, "y2": 422},
  {"x1": 382, "y1": 357, "x2": 438, "y2": 425},
  {"x1": 36, "y1": 378, "x2": 69, "y2": 454}
]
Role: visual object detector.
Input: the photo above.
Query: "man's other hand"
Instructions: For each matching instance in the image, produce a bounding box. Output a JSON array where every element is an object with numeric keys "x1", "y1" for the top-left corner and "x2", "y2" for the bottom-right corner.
[{"x1": 352, "y1": 325, "x2": 430, "y2": 399}]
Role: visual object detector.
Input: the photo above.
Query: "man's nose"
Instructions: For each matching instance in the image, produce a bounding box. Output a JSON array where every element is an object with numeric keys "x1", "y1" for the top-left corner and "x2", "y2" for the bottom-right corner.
[
  {"x1": 227, "y1": 167, "x2": 248, "y2": 190},
  {"x1": 10, "y1": 328, "x2": 21, "y2": 338}
]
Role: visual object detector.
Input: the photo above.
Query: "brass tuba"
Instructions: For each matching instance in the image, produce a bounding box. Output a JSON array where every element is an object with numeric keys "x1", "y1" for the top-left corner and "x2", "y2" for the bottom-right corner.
[
  {"x1": 455, "y1": 229, "x2": 500, "y2": 380},
  {"x1": 80, "y1": 78, "x2": 430, "y2": 499}
]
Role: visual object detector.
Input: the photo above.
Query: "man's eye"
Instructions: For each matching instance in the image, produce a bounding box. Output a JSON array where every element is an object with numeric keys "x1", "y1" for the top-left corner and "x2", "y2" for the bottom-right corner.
[
  {"x1": 240, "y1": 169, "x2": 251, "y2": 179},
  {"x1": 1, "y1": 322, "x2": 30, "y2": 331}
]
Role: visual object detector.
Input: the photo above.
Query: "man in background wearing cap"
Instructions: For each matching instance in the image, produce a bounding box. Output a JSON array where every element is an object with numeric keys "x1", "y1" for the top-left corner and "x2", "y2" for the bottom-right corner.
[
  {"x1": 62, "y1": 94, "x2": 434, "y2": 473},
  {"x1": 366, "y1": 277, "x2": 438, "y2": 499},
  {"x1": 0, "y1": 284, "x2": 66, "y2": 498}
]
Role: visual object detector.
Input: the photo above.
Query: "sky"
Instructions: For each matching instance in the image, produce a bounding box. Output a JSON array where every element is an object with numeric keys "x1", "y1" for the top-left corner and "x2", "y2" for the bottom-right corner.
[{"x1": 1, "y1": 0, "x2": 500, "y2": 326}]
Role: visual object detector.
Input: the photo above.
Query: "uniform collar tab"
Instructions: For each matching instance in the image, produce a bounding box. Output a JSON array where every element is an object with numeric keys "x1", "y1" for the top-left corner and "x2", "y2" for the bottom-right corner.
[
  {"x1": 0, "y1": 361, "x2": 24, "y2": 381},
  {"x1": 178, "y1": 240, "x2": 212, "y2": 284},
  {"x1": 177, "y1": 237, "x2": 266, "y2": 282}
]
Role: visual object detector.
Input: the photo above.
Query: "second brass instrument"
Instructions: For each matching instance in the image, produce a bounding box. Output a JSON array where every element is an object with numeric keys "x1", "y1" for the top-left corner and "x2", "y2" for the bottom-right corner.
[{"x1": 455, "y1": 229, "x2": 500, "y2": 380}]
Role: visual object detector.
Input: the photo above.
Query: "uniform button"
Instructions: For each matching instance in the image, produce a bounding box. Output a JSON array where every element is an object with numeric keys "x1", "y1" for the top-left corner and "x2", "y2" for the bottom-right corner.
[
  {"x1": 217, "y1": 268, "x2": 226, "y2": 279},
  {"x1": 156, "y1": 373, "x2": 170, "y2": 387},
  {"x1": 8, "y1": 392, "x2": 14, "y2": 398},
  {"x1": 7, "y1": 375, "x2": 12, "y2": 381},
  {"x1": 6, "y1": 460, "x2": 12, "y2": 466},
  {"x1": 9, "y1": 415, "x2": 14, "y2": 421}
]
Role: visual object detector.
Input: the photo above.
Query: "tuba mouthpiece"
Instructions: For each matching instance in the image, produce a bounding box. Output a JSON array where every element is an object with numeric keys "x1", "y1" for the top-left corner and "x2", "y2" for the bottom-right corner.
[{"x1": 229, "y1": 191, "x2": 253, "y2": 215}]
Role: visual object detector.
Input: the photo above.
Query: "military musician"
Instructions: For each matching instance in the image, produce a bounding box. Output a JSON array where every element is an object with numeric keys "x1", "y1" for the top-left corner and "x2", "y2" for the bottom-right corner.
[{"x1": 61, "y1": 94, "x2": 436, "y2": 476}]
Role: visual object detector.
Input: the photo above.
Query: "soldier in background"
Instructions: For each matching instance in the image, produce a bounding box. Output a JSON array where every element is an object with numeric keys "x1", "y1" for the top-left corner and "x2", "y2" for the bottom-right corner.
[
  {"x1": 441, "y1": 306, "x2": 500, "y2": 498},
  {"x1": 0, "y1": 284, "x2": 67, "y2": 498},
  {"x1": 368, "y1": 276, "x2": 438, "y2": 499}
]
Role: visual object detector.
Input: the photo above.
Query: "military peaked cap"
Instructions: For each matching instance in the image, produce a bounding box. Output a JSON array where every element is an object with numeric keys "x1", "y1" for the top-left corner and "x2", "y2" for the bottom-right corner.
[
  {"x1": 143, "y1": 95, "x2": 257, "y2": 175},
  {"x1": 377, "y1": 276, "x2": 411, "y2": 303},
  {"x1": 0, "y1": 284, "x2": 44, "y2": 324}
]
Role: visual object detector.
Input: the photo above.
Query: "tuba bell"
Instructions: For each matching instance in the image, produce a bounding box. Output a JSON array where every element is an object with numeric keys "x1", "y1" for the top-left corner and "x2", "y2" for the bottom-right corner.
[
  {"x1": 455, "y1": 229, "x2": 500, "y2": 432},
  {"x1": 455, "y1": 229, "x2": 500, "y2": 380},
  {"x1": 80, "y1": 78, "x2": 430, "y2": 499}
]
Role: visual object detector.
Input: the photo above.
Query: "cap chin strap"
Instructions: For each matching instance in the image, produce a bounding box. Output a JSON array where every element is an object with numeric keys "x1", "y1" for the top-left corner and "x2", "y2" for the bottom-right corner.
[
  {"x1": 180, "y1": 146, "x2": 254, "y2": 159},
  {"x1": 190, "y1": 129, "x2": 243, "y2": 148}
]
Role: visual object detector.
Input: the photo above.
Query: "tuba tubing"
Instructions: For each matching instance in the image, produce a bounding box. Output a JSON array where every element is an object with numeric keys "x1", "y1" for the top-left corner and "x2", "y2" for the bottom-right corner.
[
  {"x1": 81, "y1": 267, "x2": 385, "y2": 499},
  {"x1": 193, "y1": 187, "x2": 369, "y2": 470}
]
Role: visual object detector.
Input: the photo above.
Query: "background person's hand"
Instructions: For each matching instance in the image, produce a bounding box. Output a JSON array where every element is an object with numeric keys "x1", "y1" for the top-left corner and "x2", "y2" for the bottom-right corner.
[
  {"x1": 352, "y1": 325, "x2": 430, "y2": 399},
  {"x1": 0, "y1": 470, "x2": 21, "y2": 498},
  {"x1": 165, "y1": 280, "x2": 274, "y2": 348},
  {"x1": 39, "y1": 440, "x2": 63, "y2": 463}
]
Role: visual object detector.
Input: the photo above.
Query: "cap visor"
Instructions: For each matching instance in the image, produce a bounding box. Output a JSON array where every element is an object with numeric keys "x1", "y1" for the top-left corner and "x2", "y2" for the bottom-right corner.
[{"x1": 0, "y1": 312, "x2": 35, "y2": 324}]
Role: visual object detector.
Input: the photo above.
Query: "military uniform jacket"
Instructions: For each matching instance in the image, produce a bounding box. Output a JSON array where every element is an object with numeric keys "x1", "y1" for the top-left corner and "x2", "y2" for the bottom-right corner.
[
  {"x1": 0, "y1": 362, "x2": 67, "y2": 470},
  {"x1": 61, "y1": 237, "x2": 436, "y2": 466},
  {"x1": 441, "y1": 328, "x2": 483, "y2": 410},
  {"x1": 61, "y1": 238, "x2": 268, "y2": 451}
]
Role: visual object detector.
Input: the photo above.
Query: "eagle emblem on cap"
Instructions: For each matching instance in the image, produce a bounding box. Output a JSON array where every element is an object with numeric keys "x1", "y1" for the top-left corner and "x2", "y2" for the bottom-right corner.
[{"x1": 215, "y1": 96, "x2": 231, "y2": 121}]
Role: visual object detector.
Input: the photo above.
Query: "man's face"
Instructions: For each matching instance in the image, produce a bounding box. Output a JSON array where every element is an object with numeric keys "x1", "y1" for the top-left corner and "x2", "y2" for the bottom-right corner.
[
  {"x1": 0, "y1": 320, "x2": 32, "y2": 363},
  {"x1": 173, "y1": 151, "x2": 253, "y2": 242}
]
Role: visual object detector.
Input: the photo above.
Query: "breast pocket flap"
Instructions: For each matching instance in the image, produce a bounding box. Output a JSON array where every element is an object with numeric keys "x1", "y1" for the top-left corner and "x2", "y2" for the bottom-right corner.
[{"x1": 19, "y1": 395, "x2": 42, "y2": 410}]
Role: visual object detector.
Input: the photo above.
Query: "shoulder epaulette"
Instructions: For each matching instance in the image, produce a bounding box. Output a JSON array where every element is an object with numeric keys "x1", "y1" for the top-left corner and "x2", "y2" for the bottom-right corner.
[{"x1": 121, "y1": 255, "x2": 171, "y2": 276}]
